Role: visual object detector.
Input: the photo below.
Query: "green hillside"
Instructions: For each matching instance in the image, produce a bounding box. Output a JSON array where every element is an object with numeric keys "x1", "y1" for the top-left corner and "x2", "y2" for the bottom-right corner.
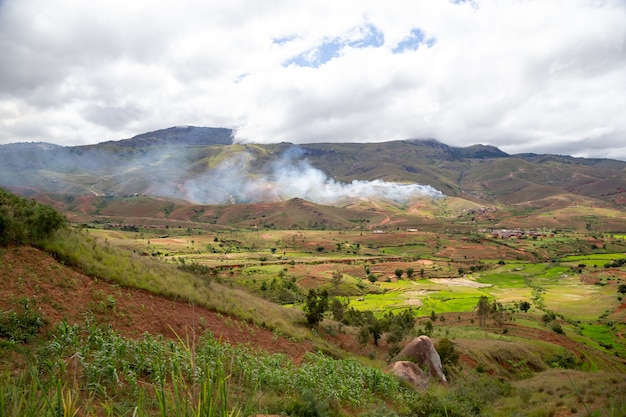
[{"x1": 2, "y1": 187, "x2": 626, "y2": 416}]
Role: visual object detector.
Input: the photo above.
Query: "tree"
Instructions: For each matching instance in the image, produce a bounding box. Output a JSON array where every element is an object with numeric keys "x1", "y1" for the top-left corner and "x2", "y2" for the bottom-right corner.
[
  {"x1": 394, "y1": 268, "x2": 403, "y2": 280},
  {"x1": 618, "y1": 284, "x2": 626, "y2": 294},
  {"x1": 476, "y1": 296, "x2": 490, "y2": 326},
  {"x1": 369, "y1": 320, "x2": 384, "y2": 346},
  {"x1": 490, "y1": 300, "x2": 506, "y2": 325},
  {"x1": 331, "y1": 270, "x2": 343, "y2": 288},
  {"x1": 436, "y1": 338, "x2": 459, "y2": 367},
  {"x1": 304, "y1": 289, "x2": 329, "y2": 329},
  {"x1": 424, "y1": 320, "x2": 433, "y2": 335},
  {"x1": 406, "y1": 267, "x2": 414, "y2": 279},
  {"x1": 385, "y1": 324, "x2": 405, "y2": 346},
  {"x1": 28, "y1": 204, "x2": 66, "y2": 240},
  {"x1": 519, "y1": 301, "x2": 531, "y2": 313},
  {"x1": 329, "y1": 297, "x2": 346, "y2": 321},
  {"x1": 357, "y1": 326, "x2": 370, "y2": 346}
]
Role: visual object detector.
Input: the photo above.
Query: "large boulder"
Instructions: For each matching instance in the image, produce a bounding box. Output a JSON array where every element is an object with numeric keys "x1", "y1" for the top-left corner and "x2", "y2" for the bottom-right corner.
[
  {"x1": 388, "y1": 361, "x2": 429, "y2": 391},
  {"x1": 393, "y1": 335, "x2": 447, "y2": 383}
]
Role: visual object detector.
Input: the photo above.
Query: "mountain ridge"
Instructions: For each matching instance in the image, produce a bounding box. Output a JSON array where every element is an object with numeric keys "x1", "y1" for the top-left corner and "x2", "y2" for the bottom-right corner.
[{"x1": 1, "y1": 126, "x2": 625, "y2": 214}]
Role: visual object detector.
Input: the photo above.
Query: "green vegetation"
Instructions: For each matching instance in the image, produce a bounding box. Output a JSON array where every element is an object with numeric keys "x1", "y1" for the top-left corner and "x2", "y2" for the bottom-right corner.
[
  {"x1": 0, "y1": 319, "x2": 405, "y2": 416},
  {"x1": 0, "y1": 298, "x2": 45, "y2": 344},
  {"x1": 0, "y1": 188, "x2": 66, "y2": 246},
  {"x1": 2, "y1": 187, "x2": 626, "y2": 416},
  {"x1": 38, "y1": 226, "x2": 310, "y2": 342}
]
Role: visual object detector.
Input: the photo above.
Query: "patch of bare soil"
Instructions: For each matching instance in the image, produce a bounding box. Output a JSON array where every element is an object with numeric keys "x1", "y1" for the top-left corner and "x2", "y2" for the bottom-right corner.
[
  {"x1": 0, "y1": 246, "x2": 312, "y2": 361},
  {"x1": 429, "y1": 277, "x2": 492, "y2": 288}
]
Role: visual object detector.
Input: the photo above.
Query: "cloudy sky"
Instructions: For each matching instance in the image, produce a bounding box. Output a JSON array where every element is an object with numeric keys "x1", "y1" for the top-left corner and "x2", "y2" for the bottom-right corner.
[{"x1": 1, "y1": 0, "x2": 625, "y2": 159}]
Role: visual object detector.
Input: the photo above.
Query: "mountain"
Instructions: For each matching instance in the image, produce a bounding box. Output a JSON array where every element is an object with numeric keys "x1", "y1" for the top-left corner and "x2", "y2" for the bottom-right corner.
[
  {"x1": 1, "y1": 126, "x2": 625, "y2": 220},
  {"x1": 98, "y1": 125, "x2": 234, "y2": 147}
]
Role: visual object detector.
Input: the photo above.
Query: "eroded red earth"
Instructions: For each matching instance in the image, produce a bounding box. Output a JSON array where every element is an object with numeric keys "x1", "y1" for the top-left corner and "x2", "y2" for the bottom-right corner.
[{"x1": 0, "y1": 246, "x2": 312, "y2": 361}]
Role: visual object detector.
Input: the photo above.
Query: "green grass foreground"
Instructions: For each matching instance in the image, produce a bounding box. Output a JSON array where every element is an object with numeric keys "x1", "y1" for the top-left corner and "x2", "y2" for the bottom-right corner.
[
  {"x1": 4, "y1": 319, "x2": 625, "y2": 416},
  {"x1": 1, "y1": 319, "x2": 406, "y2": 416}
]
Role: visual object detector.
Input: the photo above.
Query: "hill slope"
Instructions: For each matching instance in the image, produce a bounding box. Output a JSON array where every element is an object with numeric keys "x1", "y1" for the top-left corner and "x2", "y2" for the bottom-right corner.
[
  {"x1": 0, "y1": 245, "x2": 311, "y2": 360},
  {"x1": 1, "y1": 126, "x2": 625, "y2": 219}
]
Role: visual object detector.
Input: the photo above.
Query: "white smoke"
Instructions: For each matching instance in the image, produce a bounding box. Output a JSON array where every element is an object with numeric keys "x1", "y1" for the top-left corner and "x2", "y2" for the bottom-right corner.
[{"x1": 180, "y1": 147, "x2": 444, "y2": 205}]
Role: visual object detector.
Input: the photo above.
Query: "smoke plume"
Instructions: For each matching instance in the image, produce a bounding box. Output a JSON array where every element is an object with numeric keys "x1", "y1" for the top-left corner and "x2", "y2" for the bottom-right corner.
[
  {"x1": 179, "y1": 146, "x2": 443, "y2": 205},
  {"x1": 0, "y1": 142, "x2": 444, "y2": 205}
]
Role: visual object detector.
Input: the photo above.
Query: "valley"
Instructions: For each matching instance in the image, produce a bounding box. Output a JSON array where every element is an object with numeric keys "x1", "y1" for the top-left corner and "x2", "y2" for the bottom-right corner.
[{"x1": 2, "y1": 131, "x2": 626, "y2": 416}]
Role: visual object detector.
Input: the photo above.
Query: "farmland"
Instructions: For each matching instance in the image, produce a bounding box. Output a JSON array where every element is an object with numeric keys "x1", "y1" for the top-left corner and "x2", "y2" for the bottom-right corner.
[
  {"x1": 2, "y1": 185, "x2": 626, "y2": 416},
  {"x1": 90, "y1": 227, "x2": 626, "y2": 354}
]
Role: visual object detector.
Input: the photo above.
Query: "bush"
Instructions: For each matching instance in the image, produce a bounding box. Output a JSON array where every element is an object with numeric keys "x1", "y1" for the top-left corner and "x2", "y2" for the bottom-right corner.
[
  {"x1": 286, "y1": 391, "x2": 332, "y2": 417},
  {"x1": 0, "y1": 188, "x2": 66, "y2": 246},
  {"x1": 550, "y1": 322, "x2": 564, "y2": 335},
  {"x1": 304, "y1": 289, "x2": 329, "y2": 328},
  {"x1": 549, "y1": 350, "x2": 578, "y2": 369},
  {"x1": 436, "y1": 338, "x2": 459, "y2": 368},
  {"x1": 451, "y1": 372, "x2": 512, "y2": 415},
  {"x1": 0, "y1": 298, "x2": 46, "y2": 343}
]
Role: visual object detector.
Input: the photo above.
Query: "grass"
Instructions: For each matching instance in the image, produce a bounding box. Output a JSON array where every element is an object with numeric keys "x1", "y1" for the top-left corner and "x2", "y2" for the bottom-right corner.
[
  {"x1": 38, "y1": 228, "x2": 310, "y2": 342},
  {"x1": 543, "y1": 285, "x2": 616, "y2": 320},
  {"x1": 579, "y1": 323, "x2": 625, "y2": 354},
  {"x1": 475, "y1": 270, "x2": 528, "y2": 288},
  {"x1": 426, "y1": 295, "x2": 486, "y2": 314},
  {"x1": 1, "y1": 319, "x2": 408, "y2": 416},
  {"x1": 377, "y1": 244, "x2": 432, "y2": 257},
  {"x1": 14, "y1": 224, "x2": 625, "y2": 415},
  {"x1": 561, "y1": 253, "x2": 626, "y2": 262},
  {"x1": 498, "y1": 370, "x2": 626, "y2": 417}
]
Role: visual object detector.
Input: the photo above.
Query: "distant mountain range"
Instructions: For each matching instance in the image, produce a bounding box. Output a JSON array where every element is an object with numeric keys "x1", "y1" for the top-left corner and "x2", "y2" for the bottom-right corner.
[{"x1": 1, "y1": 126, "x2": 625, "y2": 211}]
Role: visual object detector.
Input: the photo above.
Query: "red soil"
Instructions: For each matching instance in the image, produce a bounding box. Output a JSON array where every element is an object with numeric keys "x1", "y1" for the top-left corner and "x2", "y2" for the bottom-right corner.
[{"x1": 0, "y1": 246, "x2": 312, "y2": 361}]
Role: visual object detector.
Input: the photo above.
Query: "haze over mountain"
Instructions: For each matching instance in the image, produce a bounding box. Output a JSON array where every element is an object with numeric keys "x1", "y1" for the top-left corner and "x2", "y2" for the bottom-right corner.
[{"x1": 1, "y1": 126, "x2": 625, "y2": 210}]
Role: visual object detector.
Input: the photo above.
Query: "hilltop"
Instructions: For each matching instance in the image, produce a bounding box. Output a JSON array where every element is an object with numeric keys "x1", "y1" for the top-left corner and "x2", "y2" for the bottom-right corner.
[
  {"x1": 1, "y1": 126, "x2": 625, "y2": 209},
  {"x1": 1, "y1": 126, "x2": 626, "y2": 235}
]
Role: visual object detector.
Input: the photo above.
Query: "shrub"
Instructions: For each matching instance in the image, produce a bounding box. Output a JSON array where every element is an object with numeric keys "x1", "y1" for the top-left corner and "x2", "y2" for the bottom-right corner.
[
  {"x1": 285, "y1": 390, "x2": 332, "y2": 417},
  {"x1": 451, "y1": 372, "x2": 512, "y2": 415},
  {"x1": 436, "y1": 338, "x2": 459, "y2": 368},
  {"x1": 549, "y1": 350, "x2": 577, "y2": 369},
  {"x1": 518, "y1": 386, "x2": 532, "y2": 403},
  {"x1": 0, "y1": 188, "x2": 66, "y2": 246},
  {"x1": 0, "y1": 298, "x2": 45, "y2": 343},
  {"x1": 550, "y1": 322, "x2": 564, "y2": 335},
  {"x1": 304, "y1": 289, "x2": 329, "y2": 328}
]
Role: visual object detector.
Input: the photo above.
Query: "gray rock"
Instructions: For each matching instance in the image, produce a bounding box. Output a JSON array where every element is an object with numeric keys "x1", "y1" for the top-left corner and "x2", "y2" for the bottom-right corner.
[
  {"x1": 393, "y1": 335, "x2": 447, "y2": 383},
  {"x1": 388, "y1": 361, "x2": 429, "y2": 391}
]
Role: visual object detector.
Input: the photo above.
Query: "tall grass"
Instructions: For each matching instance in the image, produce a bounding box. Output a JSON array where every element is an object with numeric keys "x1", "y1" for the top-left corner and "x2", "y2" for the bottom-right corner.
[
  {"x1": 1, "y1": 319, "x2": 407, "y2": 416},
  {"x1": 39, "y1": 228, "x2": 308, "y2": 340}
]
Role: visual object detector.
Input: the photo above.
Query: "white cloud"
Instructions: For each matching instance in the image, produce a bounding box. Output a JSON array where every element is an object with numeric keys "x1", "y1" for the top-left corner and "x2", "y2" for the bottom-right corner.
[{"x1": 0, "y1": 0, "x2": 625, "y2": 159}]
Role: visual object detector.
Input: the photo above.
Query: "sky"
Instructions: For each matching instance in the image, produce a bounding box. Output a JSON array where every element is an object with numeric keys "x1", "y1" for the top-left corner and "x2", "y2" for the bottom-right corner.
[{"x1": 1, "y1": 0, "x2": 625, "y2": 160}]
